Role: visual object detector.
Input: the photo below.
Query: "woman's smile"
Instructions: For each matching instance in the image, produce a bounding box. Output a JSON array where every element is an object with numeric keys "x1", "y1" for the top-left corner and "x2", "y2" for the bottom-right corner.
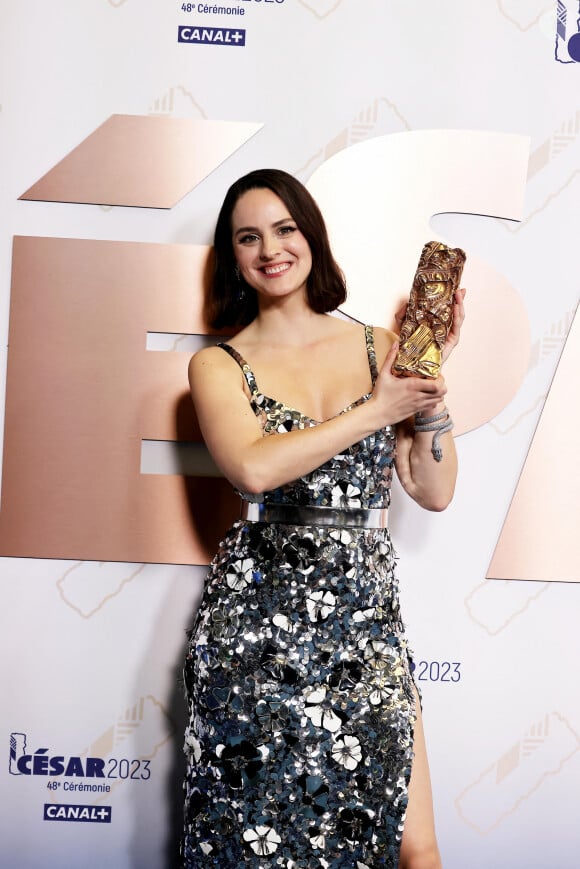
[{"x1": 261, "y1": 262, "x2": 292, "y2": 277}]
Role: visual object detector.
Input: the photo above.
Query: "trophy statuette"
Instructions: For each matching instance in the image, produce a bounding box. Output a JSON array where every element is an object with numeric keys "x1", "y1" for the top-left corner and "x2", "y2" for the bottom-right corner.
[{"x1": 393, "y1": 240, "x2": 466, "y2": 379}]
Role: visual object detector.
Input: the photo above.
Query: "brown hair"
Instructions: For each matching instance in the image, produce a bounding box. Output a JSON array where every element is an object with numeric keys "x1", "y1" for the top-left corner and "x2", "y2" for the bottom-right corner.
[{"x1": 208, "y1": 169, "x2": 347, "y2": 328}]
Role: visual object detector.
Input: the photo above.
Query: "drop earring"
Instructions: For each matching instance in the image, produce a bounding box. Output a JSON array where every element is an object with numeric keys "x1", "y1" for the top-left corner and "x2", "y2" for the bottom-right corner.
[{"x1": 235, "y1": 265, "x2": 245, "y2": 301}]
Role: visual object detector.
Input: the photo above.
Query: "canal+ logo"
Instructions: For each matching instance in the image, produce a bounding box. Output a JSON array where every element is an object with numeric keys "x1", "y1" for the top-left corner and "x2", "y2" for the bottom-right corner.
[
  {"x1": 44, "y1": 803, "x2": 112, "y2": 824},
  {"x1": 178, "y1": 25, "x2": 246, "y2": 45}
]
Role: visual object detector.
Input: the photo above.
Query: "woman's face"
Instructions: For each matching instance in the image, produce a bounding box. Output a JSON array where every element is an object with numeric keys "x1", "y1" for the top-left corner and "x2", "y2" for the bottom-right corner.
[{"x1": 231, "y1": 187, "x2": 313, "y2": 304}]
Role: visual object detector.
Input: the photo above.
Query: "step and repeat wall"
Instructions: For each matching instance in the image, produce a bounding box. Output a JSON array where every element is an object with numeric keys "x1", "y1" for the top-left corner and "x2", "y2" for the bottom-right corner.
[{"x1": 1, "y1": 2, "x2": 579, "y2": 867}]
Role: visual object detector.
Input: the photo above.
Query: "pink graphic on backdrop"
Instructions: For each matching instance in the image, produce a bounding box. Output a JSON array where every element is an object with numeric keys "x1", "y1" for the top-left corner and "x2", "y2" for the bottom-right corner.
[
  {"x1": 488, "y1": 306, "x2": 580, "y2": 582},
  {"x1": 20, "y1": 115, "x2": 262, "y2": 208}
]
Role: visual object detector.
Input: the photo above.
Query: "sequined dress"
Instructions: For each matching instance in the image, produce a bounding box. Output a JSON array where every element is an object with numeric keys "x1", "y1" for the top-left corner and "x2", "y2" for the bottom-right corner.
[{"x1": 183, "y1": 326, "x2": 416, "y2": 868}]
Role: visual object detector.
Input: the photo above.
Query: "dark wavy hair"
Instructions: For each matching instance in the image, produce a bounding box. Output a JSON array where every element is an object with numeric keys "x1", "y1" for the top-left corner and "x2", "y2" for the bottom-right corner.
[{"x1": 208, "y1": 169, "x2": 347, "y2": 329}]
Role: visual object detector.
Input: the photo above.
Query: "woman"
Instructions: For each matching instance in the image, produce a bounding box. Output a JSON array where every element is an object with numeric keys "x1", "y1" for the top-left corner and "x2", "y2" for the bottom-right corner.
[{"x1": 183, "y1": 169, "x2": 464, "y2": 868}]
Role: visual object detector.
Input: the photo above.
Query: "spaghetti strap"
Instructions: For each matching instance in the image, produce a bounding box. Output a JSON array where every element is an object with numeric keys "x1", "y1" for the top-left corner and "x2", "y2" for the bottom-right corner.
[
  {"x1": 217, "y1": 342, "x2": 259, "y2": 397},
  {"x1": 364, "y1": 325, "x2": 379, "y2": 386}
]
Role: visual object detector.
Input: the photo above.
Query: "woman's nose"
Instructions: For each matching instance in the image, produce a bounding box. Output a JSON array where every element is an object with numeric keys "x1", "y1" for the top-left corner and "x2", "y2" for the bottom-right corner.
[{"x1": 259, "y1": 234, "x2": 280, "y2": 260}]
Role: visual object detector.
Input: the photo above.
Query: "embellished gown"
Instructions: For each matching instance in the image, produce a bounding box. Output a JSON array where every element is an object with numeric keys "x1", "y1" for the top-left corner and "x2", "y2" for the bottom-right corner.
[{"x1": 183, "y1": 326, "x2": 416, "y2": 868}]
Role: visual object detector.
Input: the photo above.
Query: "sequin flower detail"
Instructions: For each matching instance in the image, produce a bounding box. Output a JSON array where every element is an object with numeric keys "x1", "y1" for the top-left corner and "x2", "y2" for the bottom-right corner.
[
  {"x1": 203, "y1": 685, "x2": 243, "y2": 714},
  {"x1": 243, "y1": 825, "x2": 281, "y2": 855},
  {"x1": 225, "y1": 558, "x2": 254, "y2": 592},
  {"x1": 306, "y1": 590, "x2": 337, "y2": 623},
  {"x1": 213, "y1": 800, "x2": 238, "y2": 836},
  {"x1": 329, "y1": 659, "x2": 363, "y2": 692},
  {"x1": 260, "y1": 642, "x2": 299, "y2": 685},
  {"x1": 304, "y1": 687, "x2": 343, "y2": 733},
  {"x1": 217, "y1": 737, "x2": 263, "y2": 789},
  {"x1": 331, "y1": 481, "x2": 361, "y2": 508},
  {"x1": 246, "y1": 524, "x2": 277, "y2": 560},
  {"x1": 337, "y1": 807, "x2": 374, "y2": 842},
  {"x1": 331, "y1": 735, "x2": 362, "y2": 770},
  {"x1": 363, "y1": 640, "x2": 396, "y2": 672},
  {"x1": 368, "y1": 683, "x2": 395, "y2": 706},
  {"x1": 255, "y1": 696, "x2": 290, "y2": 733},
  {"x1": 210, "y1": 603, "x2": 241, "y2": 639},
  {"x1": 297, "y1": 773, "x2": 330, "y2": 819},
  {"x1": 282, "y1": 534, "x2": 318, "y2": 573},
  {"x1": 183, "y1": 731, "x2": 202, "y2": 762}
]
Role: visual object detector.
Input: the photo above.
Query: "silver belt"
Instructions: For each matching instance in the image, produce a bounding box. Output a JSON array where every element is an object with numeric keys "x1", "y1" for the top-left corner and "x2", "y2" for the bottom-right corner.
[{"x1": 241, "y1": 501, "x2": 387, "y2": 529}]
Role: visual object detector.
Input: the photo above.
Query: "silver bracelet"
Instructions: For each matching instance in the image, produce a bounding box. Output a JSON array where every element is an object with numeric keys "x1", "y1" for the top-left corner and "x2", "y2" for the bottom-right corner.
[{"x1": 414, "y1": 408, "x2": 454, "y2": 462}]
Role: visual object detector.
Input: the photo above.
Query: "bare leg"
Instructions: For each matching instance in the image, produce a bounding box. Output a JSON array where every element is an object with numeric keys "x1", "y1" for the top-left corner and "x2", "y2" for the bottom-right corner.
[{"x1": 399, "y1": 688, "x2": 442, "y2": 869}]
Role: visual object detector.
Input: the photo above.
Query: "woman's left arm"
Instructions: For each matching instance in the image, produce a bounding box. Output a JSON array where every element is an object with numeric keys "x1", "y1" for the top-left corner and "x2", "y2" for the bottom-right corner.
[{"x1": 394, "y1": 288, "x2": 466, "y2": 511}]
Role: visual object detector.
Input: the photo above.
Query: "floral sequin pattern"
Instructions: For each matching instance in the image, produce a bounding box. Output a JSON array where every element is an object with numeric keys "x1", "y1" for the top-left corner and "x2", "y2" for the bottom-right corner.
[
  {"x1": 249, "y1": 404, "x2": 395, "y2": 510},
  {"x1": 182, "y1": 326, "x2": 416, "y2": 868}
]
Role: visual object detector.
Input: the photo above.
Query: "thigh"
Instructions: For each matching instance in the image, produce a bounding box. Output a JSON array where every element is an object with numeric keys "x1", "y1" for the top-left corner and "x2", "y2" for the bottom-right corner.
[{"x1": 399, "y1": 687, "x2": 442, "y2": 869}]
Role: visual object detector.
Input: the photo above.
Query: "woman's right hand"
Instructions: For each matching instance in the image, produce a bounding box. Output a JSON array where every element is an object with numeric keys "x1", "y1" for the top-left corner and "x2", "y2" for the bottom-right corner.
[{"x1": 370, "y1": 340, "x2": 447, "y2": 425}]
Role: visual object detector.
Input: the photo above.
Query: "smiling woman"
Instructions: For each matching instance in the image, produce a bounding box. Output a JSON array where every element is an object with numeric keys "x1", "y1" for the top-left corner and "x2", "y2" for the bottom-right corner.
[
  {"x1": 208, "y1": 168, "x2": 347, "y2": 329},
  {"x1": 181, "y1": 169, "x2": 464, "y2": 868}
]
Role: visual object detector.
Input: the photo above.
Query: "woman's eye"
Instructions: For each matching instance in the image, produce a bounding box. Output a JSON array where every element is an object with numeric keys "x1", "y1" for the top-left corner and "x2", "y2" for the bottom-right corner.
[
  {"x1": 239, "y1": 234, "x2": 259, "y2": 244},
  {"x1": 278, "y1": 225, "x2": 296, "y2": 236}
]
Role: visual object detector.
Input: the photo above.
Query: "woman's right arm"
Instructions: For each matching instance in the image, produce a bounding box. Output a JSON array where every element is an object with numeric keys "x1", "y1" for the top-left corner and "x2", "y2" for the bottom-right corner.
[{"x1": 189, "y1": 343, "x2": 446, "y2": 495}]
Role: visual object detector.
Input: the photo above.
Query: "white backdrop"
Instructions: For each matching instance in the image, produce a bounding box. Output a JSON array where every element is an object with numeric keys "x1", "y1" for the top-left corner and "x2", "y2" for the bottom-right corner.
[{"x1": 1, "y1": 2, "x2": 579, "y2": 867}]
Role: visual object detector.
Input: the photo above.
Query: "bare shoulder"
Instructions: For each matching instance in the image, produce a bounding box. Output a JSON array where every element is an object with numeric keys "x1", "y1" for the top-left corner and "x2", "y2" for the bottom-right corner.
[
  {"x1": 188, "y1": 344, "x2": 241, "y2": 392},
  {"x1": 371, "y1": 325, "x2": 398, "y2": 366}
]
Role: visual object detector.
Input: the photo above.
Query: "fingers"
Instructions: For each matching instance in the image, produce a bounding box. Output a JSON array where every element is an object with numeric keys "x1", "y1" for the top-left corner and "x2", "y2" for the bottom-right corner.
[
  {"x1": 453, "y1": 287, "x2": 466, "y2": 320},
  {"x1": 414, "y1": 375, "x2": 447, "y2": 409},
  {"x1": 453, "y1": 287, "x2": 466, "y2": 323},
  {"x1": 385, "y1": 339, "x2": 399, "y2": 370},
  {"x1": 417, "y1": 377, "x2": 446, "y2": 402},
  {"x1": 401, "y1": 377, "x2": 447, "y2": 419},
  {"x1": 378, "y1": 339, "x2": 401, "y2": 378}
]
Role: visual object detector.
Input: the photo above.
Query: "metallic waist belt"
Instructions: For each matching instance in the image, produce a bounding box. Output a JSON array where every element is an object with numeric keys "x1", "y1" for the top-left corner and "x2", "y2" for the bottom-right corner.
[{"x1": 241, "y1": 501, "x2": 388, "y2": 529}]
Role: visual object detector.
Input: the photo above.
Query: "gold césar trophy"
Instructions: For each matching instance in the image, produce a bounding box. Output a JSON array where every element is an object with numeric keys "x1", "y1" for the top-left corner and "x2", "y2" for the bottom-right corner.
[
  {"x1": 393, "y1": 240, "x2": 465, "y2": 379},
  {"x1": 392, "y1": 240, "x2": 465, "y2": 461}
]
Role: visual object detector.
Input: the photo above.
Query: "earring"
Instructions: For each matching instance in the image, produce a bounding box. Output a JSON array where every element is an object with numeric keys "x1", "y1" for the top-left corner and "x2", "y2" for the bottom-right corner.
[{"x1": 234, "y1": 265, "x2": 245, "y2": 301}]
